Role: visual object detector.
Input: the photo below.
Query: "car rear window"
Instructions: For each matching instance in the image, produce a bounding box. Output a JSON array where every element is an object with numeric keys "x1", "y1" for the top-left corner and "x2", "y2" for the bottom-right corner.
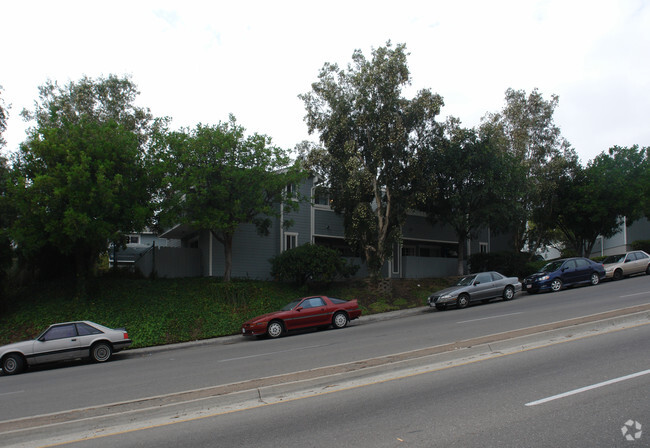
[
  {"x1": 329, "y1": 297, "x2": 348, "y2": 304},
  {"x1": 76, "y1": 322, "x2": 103, "y2": 336}
]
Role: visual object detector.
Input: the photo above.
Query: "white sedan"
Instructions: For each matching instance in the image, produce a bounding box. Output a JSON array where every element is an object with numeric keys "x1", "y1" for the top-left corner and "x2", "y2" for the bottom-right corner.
[{"x1": 0, "y1": 321, "x2": 131, "y2": 375}]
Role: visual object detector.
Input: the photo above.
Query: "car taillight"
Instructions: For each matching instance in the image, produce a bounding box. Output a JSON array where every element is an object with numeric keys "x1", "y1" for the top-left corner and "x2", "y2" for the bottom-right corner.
[{"x1": 123, "y1": 332, "x2": 129, "y2": 339}]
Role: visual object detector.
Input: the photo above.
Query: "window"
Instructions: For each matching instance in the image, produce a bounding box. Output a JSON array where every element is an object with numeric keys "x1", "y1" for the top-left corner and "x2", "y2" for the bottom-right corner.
[
  {"x1": 402, "y1": 246, "x2": 416, "y2": 257},
  {"x1": 575, "y1": 259, "x2": 589, "y2": 268},
  {"x1": 127, "y1": 235, "x2": 140, "y2": 244},
  {"x1": 313, "y1": 187, "x2": 331, "y2": 207},
  {"x1": 479, "y1": 242, "x2": 488, "y2": 254},
  {"x1": 491, "y1": 272, "x2": 504, "y2": 281},
  {"x1": 636, "y1": 251, "x2": 649, "y2": 260},
  {"x1": 41, "y1": 324, "x2": 76, "y2": 341},
  {"x1": 475, "y1": 273, "x2": 492, "y2": 284},
  {"x1": 285, "y1": 233, "x2": 298, "y2": 251},
  {"x1": 301, "y1": 297, "x2": 325, "y2": 308},
  {"x1": 76, "y1": 322, "x2": 103, "y2": 336}
]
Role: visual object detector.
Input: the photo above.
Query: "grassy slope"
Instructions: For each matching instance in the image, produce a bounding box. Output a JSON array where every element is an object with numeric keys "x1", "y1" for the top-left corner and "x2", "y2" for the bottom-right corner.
[{"x1": 0, "y1": 276, "x2": 454, "y2": 348}]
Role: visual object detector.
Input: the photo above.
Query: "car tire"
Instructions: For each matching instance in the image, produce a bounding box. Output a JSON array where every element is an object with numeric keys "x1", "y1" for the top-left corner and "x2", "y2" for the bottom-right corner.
[
  {"x1": 646, "y1": 264, "x2": 650, "y2": 275},
  {"x1": 2, "y1": 354, "x2": 25, "y2": 375},
  {"x1": 457, "y1": 294, "x2": 470, "y2": 309},
  {"x1": 550, "y1": 279, "x2": 563, "y2": 292},
  {"x1": 91, "y1": 342, "x2": 113, "y2": 363},
  {"x1": 435, "y1": 304, "x2": 447, "y2": 311},
  {"x1": 266, "y1": 321, "x2": 284, "y2": 339},
  {"x1": 613, "y1": 269, "x2": 623, "y2": 281},
  {"x1": 502, "y1": 285, "x2": 515, "y2": 301},
  {"x1": 589, "y1": 272, "x2": 600, "y2": 285},
  {"x1": 332, "y1": 312, "x2": 349, "y2": 329}
]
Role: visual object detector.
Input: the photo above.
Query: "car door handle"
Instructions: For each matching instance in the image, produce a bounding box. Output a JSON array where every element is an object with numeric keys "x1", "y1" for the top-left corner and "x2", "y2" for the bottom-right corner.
[{"x1": 71, "y1": 339, "x2": 77, "y2": 342}]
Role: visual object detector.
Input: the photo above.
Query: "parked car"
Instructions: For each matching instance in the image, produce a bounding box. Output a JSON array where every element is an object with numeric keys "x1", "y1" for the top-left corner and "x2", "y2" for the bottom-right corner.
[
  {"x1": 523, "y1": 257, "x2": 605, "y2": 294},
  {"x1": 602, "y1": 250, "x2": 650, "y2": 280},
  {"x1": 427, "y1": 271, "x2": 522, "y2": 311},
  {"x1": 241, "y1": 296, "x2": 362, "y2": 338},
  {"x1": 0, "y1": 321, "x2": 131, "y2": 375}
]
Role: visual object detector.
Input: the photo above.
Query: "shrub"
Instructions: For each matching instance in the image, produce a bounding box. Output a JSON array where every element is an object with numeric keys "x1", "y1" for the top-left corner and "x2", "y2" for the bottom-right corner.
[
  {"x1": 468, "y1": 251, "x2": 542, "y2": 278},
  {"x1": 631, "y1": 240, "x2": 650, "y2": 253},
  {"x1": 270, "y1": 243, "x2": 359, "y2": 285}
]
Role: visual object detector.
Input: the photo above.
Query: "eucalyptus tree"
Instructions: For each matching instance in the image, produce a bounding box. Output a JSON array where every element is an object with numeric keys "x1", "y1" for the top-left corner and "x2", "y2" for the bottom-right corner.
[
  {"x1": 480, "y1": 88, "x2": 574, "y2": 254},
  {"x1": 554, "y1": 145, "x2": 647, "y2": 256},
  {"x1": 10, "y1": 75, "x2": 155, "y2": 295},
  {"x1": 157, "y1": 116, "x2": 308, "y2": 282},
  {"x1": 300, "y1": 42, "x2": 444, "y2": 279}
]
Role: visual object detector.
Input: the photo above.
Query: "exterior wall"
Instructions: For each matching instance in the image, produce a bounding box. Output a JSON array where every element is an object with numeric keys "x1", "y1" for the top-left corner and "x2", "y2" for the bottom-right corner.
[{"x1": 590, "y1": 217, "x2": 650, "y2": 257}]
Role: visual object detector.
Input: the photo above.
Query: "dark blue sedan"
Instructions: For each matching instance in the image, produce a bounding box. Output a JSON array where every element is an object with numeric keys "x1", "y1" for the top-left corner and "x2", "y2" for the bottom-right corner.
[{"x1": 523, "y1": 257, "x2": 605, "y2": 293}]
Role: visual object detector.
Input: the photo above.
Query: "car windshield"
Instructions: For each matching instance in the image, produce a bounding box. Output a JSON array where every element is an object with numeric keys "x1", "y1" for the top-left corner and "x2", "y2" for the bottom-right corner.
[
  {"x1": 455, "y1": 275, "x2": 476, "y2": 286},
  {"x1": 602, "y1": 254, "x2": 625, "y2": 264},
  {"x1": 281, "y1": 300, "x2": 302, "y2": 311},
  {"x1": 541, "y1": 260, "x2": 564, "y2": 272}
]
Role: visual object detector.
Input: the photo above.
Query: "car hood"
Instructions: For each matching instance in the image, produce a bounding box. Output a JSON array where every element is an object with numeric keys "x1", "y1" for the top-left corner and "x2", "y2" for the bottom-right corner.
[
  {"x1": 602, "y1": 262, "x2": 622, "y2": 269},
  {"x1": 0, "y1": 339, "x2": 35, "y2": 355},
  {"x1": 429, "y1": 285, "x2": 468, "y2": 297},
  {"x1": 243, "y1": 310, "x2": 286, "y2": 325},
  {"x1": 525, "y1": 271, "x2": 551, "y2": 280}
]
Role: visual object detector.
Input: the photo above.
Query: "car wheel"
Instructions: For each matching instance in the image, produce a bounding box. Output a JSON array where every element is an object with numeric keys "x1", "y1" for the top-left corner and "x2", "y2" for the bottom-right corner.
[
  {"x1": 332, "y1": 312, "x2": 349, "y2": 329},
  {"x1": 590, "y1": 272, "x2": 600, "y2": 285},
  {"x1": 550, "y1": 279, "x2": 563, "y2": 292},
  {"x1": 435, "y1": 304, "x2": 447, "y2": 311},
  {"x1": 91, "y1": 342, "x2": 113, "y2": 363},
  {"x1": 2, "y1": 354, "x2": 25, "y2": 375},
  {"x1": 613, "y1": 269, "x2": 623, "y2": 281},
  {"x1": 457, "y1": 294, "x2": 470, "y2": 309},
  {"x1": 502, "y1": 285, "x2": 515, "y2": 301},
  {"x1": 266, "y1": 321, "x2": 284, "y2": 339}
]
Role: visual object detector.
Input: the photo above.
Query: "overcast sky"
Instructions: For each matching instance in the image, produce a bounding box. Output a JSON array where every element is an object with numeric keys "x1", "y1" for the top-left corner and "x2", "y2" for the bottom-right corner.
[{"x1": 2, "y1": 0, "x2": 648, "y2": 164}]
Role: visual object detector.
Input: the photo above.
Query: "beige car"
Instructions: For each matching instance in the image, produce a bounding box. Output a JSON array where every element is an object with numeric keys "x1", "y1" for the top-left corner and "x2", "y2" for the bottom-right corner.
[{"x1": 602, "y1": 250, "x2": 650, "y2": 280}]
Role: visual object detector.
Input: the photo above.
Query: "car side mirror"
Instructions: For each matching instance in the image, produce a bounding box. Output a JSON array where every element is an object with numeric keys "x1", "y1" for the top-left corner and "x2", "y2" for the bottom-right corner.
[
  {"x1": 474, "y1": 281, "x2": 480, "y2": 285},
  {"x1": 296, "y1": 307, "x2": 303, "y2": 312}
]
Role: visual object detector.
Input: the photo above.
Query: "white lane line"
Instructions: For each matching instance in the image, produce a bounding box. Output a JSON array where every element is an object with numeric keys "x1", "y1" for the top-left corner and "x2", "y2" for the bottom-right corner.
[
  {"x1": 526, "y1": 368, "x2": 650, "y2": 406},
  {"x1": 619, "y1": 292, "x2": 650, "y2": 298},
  {"x1": 457, "y1": 312, "x2": 523, "y2": 324},
  {"x1": 0, "y1": 390, "x2": 25, "y2": 397},
  {"x1": 217, "y1": 344, "x2": 328, "y2": 362}
]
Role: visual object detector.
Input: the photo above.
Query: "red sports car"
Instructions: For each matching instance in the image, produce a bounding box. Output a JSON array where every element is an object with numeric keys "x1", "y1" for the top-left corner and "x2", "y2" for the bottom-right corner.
[{"x1": 241, "y1": 296, "x2": 362, "y2": 338}]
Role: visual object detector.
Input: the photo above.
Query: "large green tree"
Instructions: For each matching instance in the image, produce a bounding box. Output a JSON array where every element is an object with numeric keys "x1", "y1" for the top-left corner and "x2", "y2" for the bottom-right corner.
[
  {"x1": 157, "y1": 116, "x2": 308, "y2": 282},
  {"x1": 421, "y1": 118, "x2": 521, "y2": 275},
  {"x1": 10, "y1": 75, "x2": 155, "y2": 294},
  {"x1": 300, "y1": 42, "x2": 444, "y2": 279},
  {"x1": 554, "y1": 145, "x2": 647, "y2": 256},
  {"x1": 480, "y1": 88, "x2": 575, "y2": 254}
]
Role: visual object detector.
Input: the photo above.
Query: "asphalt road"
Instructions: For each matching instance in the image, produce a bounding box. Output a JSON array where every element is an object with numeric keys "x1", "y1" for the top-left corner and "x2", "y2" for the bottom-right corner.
[
  {"x1": 36, "y1": 312, "x2": 650, "y2": 447},
  {"x1": 1, "y1": 274, "x2": 650, "y2": 446}
]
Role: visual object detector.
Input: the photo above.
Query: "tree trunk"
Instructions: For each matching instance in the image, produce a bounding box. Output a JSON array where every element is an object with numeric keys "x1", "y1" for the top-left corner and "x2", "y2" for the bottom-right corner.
[
  {"x1": 456, "y1": 235, "x2": 465, "y2": 276},
  {"x1": 223, "y1": 233, "x2": 233, "y2": 282}
]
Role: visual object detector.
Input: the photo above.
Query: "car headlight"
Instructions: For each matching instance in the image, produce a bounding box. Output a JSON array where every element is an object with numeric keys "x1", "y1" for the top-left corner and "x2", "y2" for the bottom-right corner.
[{"x1": 539, "y1": 275, "x2": 550, "y2": 281}]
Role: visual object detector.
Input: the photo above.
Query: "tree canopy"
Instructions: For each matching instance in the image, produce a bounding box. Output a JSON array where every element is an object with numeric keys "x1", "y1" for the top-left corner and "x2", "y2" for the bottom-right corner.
[
  {"x1": 156, "y1": 116, "x2": 308, "y2": 282},
  {"x1": 421, "y1": 118, "x2": 521, "y2": 275},
  {"x1": 9, "y1": 75, "x2": 155, "y2": 295},
  {"x1": 300, "y1": 41, "x2": 444, "y2": 279},
  {"x1": 553, "y1": 145, "x2": 647, "y2": 256},
  {"x1": 480, "y1": 88, "x2": 575, "y2": 254}
]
